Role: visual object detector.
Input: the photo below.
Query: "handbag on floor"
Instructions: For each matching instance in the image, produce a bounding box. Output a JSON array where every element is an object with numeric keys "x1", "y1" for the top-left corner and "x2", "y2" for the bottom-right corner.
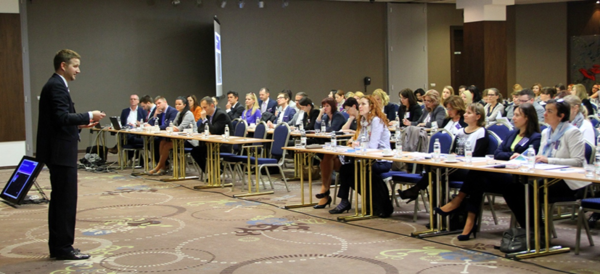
[{"x1": 499, "y1": 228, "x2": 527, "y2": 253}]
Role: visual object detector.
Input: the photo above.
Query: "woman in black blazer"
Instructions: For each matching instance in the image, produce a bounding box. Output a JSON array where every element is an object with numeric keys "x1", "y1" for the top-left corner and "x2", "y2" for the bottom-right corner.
[
  {"x1": 297, "y1": 97, "x2": 320, "y2": 131},
  {"x1": 397, "y1": 88, "x2": 423, "y2": 127},
  {"x1": 435, "y1": 103, "x2": 541, "y2": 241}
]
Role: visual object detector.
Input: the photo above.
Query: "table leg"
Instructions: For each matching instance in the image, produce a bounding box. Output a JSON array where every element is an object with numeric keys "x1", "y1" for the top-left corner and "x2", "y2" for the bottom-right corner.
[
  {"x1": 337, "y1": 159, "x2": 374, "y2": 222},
  {"x1": 163, "y1": 139, "x2": 199, "y2": 182},
  {"x1": 285, "y1": 151, "x2": 316, "y2": 208},
  {"x1": 195, "y1": 142, "x2": 232, "y2": 188}
]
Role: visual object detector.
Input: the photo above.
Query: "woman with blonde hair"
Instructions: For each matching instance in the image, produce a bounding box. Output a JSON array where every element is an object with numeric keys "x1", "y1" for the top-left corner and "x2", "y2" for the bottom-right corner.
[
  {"x1": 532, "y1": 83, "x2": 542, "y2": 102},
  {"x1": 345, "y1": 91, "x2": 355, "y2": 100},
  {"x1": 572, "y1": 84, "x2": 595, "y2": 116},
  {"x1": 329, "y1": 95, "x2": 393, "y2": 217},
  {"x1": 461, "y1": 89, "x2": 473, "y2": 105},
  {"x1": 513, "y1": 84, "x2": 523, "y2": 92},
  {"x1": 241, "y1": 93, "x2": 262, "y2": 125},
  {"x1": 354, "y1": 91, "x2": 365, "y2": 100},
  {"x1": 563, "y1": 95, "x2": 595, "y2": 144},
  {"x1": 372, "y1": 88, "x2": 398, "y2": 122},
  {"x1": 412, "y1": 90, "x2": 446, "y2": 128},
  {"x1": 441, "y1": 86, "x2": 454, "y2": 104}
]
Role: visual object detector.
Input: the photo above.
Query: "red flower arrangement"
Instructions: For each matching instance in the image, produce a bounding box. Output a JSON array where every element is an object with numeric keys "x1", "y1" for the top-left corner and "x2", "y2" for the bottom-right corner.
[{"x1": 580, "y1": 64, "x2": 600, "y2": 81}]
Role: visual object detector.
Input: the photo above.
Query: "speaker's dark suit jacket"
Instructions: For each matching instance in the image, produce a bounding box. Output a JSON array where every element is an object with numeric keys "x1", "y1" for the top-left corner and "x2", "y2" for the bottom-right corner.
[
  {"x1": 148, "y1": 106, "x2": 178, "y2": 130},
  {"x1": 36, "y1": 73, "x2": 90, "y2": 257},
  {"x1": 120, "y1": 106, "x2": 147, "y2": 127},
  {"x1": 227, "y1": 102, "x2": 245, "y2": 120},
  {"x1": 36, "y1": 73, "x2": 89, "y2": 168}
]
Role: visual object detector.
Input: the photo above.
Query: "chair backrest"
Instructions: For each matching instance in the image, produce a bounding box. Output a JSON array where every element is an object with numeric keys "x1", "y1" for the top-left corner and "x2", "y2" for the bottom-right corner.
[
  {"x1": 428, "y1": 129, "x2": 454, "y2": 154},
  {"x1": 585, "y1": 139, "x2": 595, "y2": 164},
  {"x1": 486, "y1": 123, "x2": 511, "y2": 141},
  {"x1": 196, "y1": 118, "x2": 202, "y2": 130},
  {"x1": 231, "y1": 118, "x2": 240, "y2": 130},
  {"x1": 539, "y1": 122, "x2": 549, "y2": 132},
  {"x1": 486, "y1": 130, "x2": 502, "y2": 155},
  {"x1": 591, "y1": 102, "x2": 598, "y2": 115},
  {"x1": 588, "y1": 115, "x2": 600, "y2": 128},
  {"x1": 232, "y1": 120, "x2": 248, "y2": 152},
  {"x1": 270, "y1": 123, "x2": 290, "y2": 158}
]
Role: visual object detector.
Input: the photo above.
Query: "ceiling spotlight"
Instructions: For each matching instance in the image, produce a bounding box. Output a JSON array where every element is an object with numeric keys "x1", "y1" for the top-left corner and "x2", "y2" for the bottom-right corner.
[
  {"x1": 171, "y1": 0, "x2": 181, "y2": 5},
  {"x1": 282, "y1": 0, "x2": 289, "y2": 8},
  {"x1": 196, "y1": 0, "x2": 203, "y2": 6},
  {"x1": 239, "y1": 0, "x2": 245, "y2": 8},
  {"x1": 258, "y1": 0, "x2": 264, "y2": 8},
  {"x1": 597, "y1": 0, "x2": 599, "y2": 4},
  {"x1": 220, "y1": 0, "x2": 227, "y2": 8}
]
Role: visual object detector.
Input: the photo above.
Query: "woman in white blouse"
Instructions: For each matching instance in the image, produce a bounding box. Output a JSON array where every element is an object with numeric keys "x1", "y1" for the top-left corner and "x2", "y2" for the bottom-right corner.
[
  {"x1": 563, "y1": 95, "x2": 595, "y2": 144},
  {"x1": 483, "y1": 88, "x2": 504, "y2": 123}
]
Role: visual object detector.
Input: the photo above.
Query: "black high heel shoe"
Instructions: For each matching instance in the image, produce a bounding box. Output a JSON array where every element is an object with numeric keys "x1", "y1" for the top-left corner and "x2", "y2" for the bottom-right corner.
[
  {"x1": 329, "y1": 201, "x2": 351, "y2": 214},
  {"x1": 457, "y1": 224, "x2": 478, "y2": 241},
  {"x1": 313, "y1": 196, "x2": 332, "y2": 209},
  {"x1": 315, "y1": 190, "x2": 330, "y2": 199},
  {"x1": 434, "y1": 207, "x2": 459, "y2": 217},
  {"x1": 398, "y1": 187, "x2": 419, "y2": 203}
]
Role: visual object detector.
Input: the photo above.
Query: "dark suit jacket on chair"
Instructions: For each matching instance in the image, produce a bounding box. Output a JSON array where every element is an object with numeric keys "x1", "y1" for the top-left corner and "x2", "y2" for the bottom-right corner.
[
  {"x1": 227, "y1": 102, "x2": 245, "y2": 120},
  {"x1": 120, "y1": 106, "x2": 147, "y2": 127},
  {"x1": 148, "y1": 106, "x2": 178, "y2": 130},
  {"x1": 37, "y1": 73, "x2": 90, "y2": 168}
]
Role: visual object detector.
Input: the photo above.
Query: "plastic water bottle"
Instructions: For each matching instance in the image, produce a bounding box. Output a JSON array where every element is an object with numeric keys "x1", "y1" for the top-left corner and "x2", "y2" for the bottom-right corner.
[
  {"x1": 299, "y1": 122, "x2": 304, "y2": 132},
  {"x1": 360, "y1": 134, "x2": 367, "y2": 155},
  {"x1": 431, "y1": 121, "x2": 438, "y2": 134},
  {"x1": 331, "y1": 132, "x2": 337, "y2": 149},
  {"x1": 433, "y1": 138, "x2": 441, "y2": 162},
  {"x1": 321, "y1": 123, "x2": 326, "y2": 135},
  {"x1": 300, "y1": 127, "x2": 307, "y2": 148},
  {"x1": 464, "y1": 140, "x2": 472, "y2": 165},
  {"x1": 224, "y1": 125, "x2": 230, "y2": 140},
  {"x1": 526, "y1": 145, "x2": 536, "y2": 172},
  {"x1": 204, "y1": 123, "x2": 209, "y2": 137}
]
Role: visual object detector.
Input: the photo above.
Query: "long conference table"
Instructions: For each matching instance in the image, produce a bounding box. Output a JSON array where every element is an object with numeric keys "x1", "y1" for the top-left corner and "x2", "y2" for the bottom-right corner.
[
  {"x1": 92, "y1": 127, "x2": 273, "y2": 195},
  {"x1": 284, "y1": 145, "x2": 600, "y2": 260}
]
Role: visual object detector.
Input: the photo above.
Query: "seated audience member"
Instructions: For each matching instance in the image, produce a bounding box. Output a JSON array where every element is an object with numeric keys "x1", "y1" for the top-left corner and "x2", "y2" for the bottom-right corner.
[
  {"x1": 329, "y1": 96, "x2": 394, "y2": 217},
  {"x1": 372, "y1": 88, "x2": 398, "y2": 122},
  {"x1": 284, "y1": 90, "x2": 296, "y2": 110},
  {"x1": 289, "y1": 92, "x2": 308, "y2": 127},
  {"x1": 538, "y1": 87, "x2": 557, "y2": 108},
  {"x1": 532, "y1": 83, "x2": 542, "y2": 103},
  {"x1": 267, "y1": 92, "x2": 296, "y2": 128},
  {"x1": 590, "y1": 83, "x2": 600, "y2": 99},
  {"x1": 241, "y1": 93, "x2": 262, "y2": 125},
  {"x1": 354, "y1": 91, "x2": 365, "y2": 100},
  {"x1": 148, "y1": 97, "x2": 198, "y2": 175},
  {"x1": 517, "y1": 89, "x2": 545, "y2": 123},
  {"x1": 398, "y1": 88, "x2": 423, "y2": 127},
  {"x1": 505, "y1": 90, "x2": 521, "y2": 121},
  {"x1": 435, "y1": 103, "x2": 541, "y2": 241},
  {"x1": 328, "y1": 90, "x2": 335, "y2": 98},
  {"x1": 568, "y1": 84, "x2": 575, "y2": 93},
  {"x1": 225, "y1": 91, "x2": 245, "y2": 120},
  {"x1": 554, "y1": 83, "x2": 566, "y2": 97},
  {"x1": 187, "y1": 95, "x2": 201, "y2": 122},
  {"x1": 411, "y1": 90, "x2": 446, "y2": 128},
  {"x1": 440, "y1": 95, "x2": 467, "y2": 135},
  {"x1": 399, "y1": 103, "x2": 489, "y2": 202},
  {"x1": 564, "y1": 95, "x2": 595, "y2": 144},
  {"x1": 441, "y1": 86, "x2": 454, "y2": 105},
  {"x1": 148, "y1": 96, "x2": 178, "y2": 130},
  {"x1": 572, "y1": 84, "x2": 595, "y2": 116},
  {"x1": 467, "y1": 85, "x2": 485, "y2": 106},
  {"x1": 513, "y1": 83, "x2": 523, "y2": 93},
  {"x1": 461, "y1": 89, "x2": 473, "y2": 105},
  {"x1": 335, "y1": 90, "x2": 346, "y2": 112},
  {"x1": 504, "y1": 99, "x2": 587, "y2": 229},
  {"x1": 191, "y1": 97, "x2": 232, "y2": 173},
  {"x1": 258, "y1": 87, "x2": 277, "y2": 114},
  {"x1": 139, "y1": 95, "x2": 156, "y2": 122},
  {"x1": 483, "y1": 88, "x2": 505, "y2": 123},
  {"x1": 296, "y1": 97, "x2": 320, "y2": 130},
  {"x1": 345, "y1": 91, "x2": 355, "y2": 100},
  {"x1": 315, "y1": 97, "x2": 346, "y2": 132},
  {"x1": 108, "y1": 94, "x2": 147, "y2": 155},
  {"x1": 341, "y1": 97, "x2": 359, "y2": 132},
  {"x1": 414, "y1": 88, "x2": 425, "y2": 106}
]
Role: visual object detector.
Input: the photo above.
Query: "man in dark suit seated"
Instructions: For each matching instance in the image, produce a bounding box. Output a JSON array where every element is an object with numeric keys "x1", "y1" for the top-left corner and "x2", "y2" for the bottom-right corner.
[
  {"x1": 139, "y1": 94, "x2": 156, "y2": 122},
  {"x1": 37, "y1": 49, "x2": 106, "y2": 260},
  {"x1": 191, "y1": 96, "x2": 232, "y2": 173},
  {"x1": 258, "y1": 87, "x2": 277, "y2": 114},
  {"x1": 146, "y1": 96, "x2": 178, "y2": 161},
  {"x1": 225, "y1": 90, "x2": 244, "y2": 120}
]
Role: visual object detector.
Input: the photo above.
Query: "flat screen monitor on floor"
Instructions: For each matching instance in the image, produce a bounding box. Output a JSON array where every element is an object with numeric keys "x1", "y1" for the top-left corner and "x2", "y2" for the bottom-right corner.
[{"x1": 0, "y1": 156, "x2": 45, "y2": 205}]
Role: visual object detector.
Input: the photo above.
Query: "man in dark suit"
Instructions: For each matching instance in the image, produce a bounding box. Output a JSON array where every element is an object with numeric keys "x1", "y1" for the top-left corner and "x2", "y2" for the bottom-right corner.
[
  {"x1": 36, "y1": 49, "x2": 105, "y2": 260},
  {"x1": 225, "y1": 90, "x2": 244, "y2": 120},
  {"x1": 258, "y1": 87, "x2": 277, "y2": 114},
  {"x1": 147, "y1": 96, "x2": 178, "y2": 130},
  {"x1": 191, "y1": 96, "x2": 232, "y2": 172},
  {"x1": 139, "y1": 95, "x2": 155, "y2": 122}
]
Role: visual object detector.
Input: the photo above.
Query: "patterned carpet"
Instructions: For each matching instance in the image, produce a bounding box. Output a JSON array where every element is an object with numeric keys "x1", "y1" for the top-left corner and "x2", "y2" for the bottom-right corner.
[{"x1": 0, "y1": 155, "x2": 599, "y2": 274}]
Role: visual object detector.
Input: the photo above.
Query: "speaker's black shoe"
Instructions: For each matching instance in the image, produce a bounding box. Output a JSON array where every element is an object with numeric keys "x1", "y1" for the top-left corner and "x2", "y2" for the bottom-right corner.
[{"x1": 54, "y1": 249, "x2": 90, "y2": 260}]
